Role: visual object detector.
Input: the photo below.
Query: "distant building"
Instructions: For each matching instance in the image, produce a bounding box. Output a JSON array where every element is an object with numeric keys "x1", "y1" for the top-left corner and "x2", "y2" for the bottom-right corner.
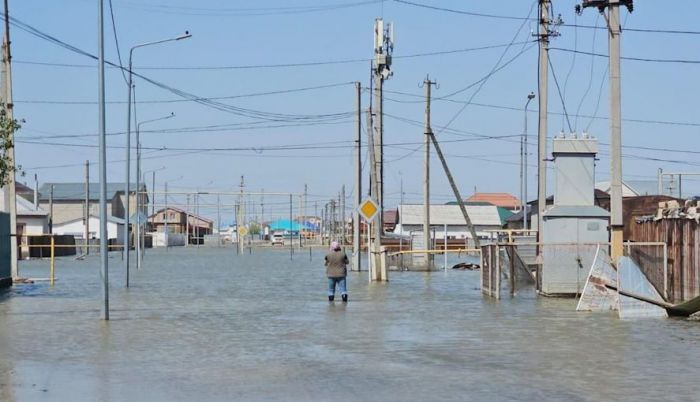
[
  {"x1": 52, "y1": 214, "x2": 125, "y2": 243},
  {"x1": 383, "y1": 209, "x2": 397, "y2": 232},
  {"x1": 393, "y1": 204, "x2": 509, "y2": 241},
  {"x1": 465, "y1": 192, "x2": 521, "y2": 212},
  {"x1": 38, "y1": 182, "x2": 148, "y2": 226},
  {"x1": 149, "y1": 207, "x2": 213, "y2": 244}
]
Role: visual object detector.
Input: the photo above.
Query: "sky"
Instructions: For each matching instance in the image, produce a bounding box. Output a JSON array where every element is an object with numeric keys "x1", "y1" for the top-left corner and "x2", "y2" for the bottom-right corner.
[{"x1": 8, "y1": 0, "x2": 700, "y2": 221}]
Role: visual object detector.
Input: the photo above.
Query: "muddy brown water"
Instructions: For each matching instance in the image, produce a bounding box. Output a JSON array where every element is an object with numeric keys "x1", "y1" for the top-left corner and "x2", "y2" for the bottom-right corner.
[{"x1": 1, "y1": 247, "x2": 698, "y2": 401}]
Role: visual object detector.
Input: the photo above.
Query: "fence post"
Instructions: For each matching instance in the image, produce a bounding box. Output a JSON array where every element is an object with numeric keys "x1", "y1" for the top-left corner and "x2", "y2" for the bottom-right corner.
[
  {"x1": 509, "y1": 245, "x2": 515, "y2": 296},
  {"x1": 50, "y1": 235, "x2": 55, "y2": 286},
  {"x1": 663, "y1": 242, "x2": 668, "y2": 301}
]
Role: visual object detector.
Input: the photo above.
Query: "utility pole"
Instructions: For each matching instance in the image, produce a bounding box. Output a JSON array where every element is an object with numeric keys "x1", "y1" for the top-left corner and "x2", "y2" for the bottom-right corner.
[
  {"x1": 163, "y1": 182, "x2": 168, "y2": 252},
  {"x1": 423, "y1": 77, "x2": 436, "y2": 267},
  {"x1": 97, "y1": 0, "x2": 109, "y2": 319},
  {"x1": 49, "y1": 185, "x2": 54, "y2": 234},
  {"x1": 238, "y1": 176, "x2": 244, "y2": 255},
  {"x1": 85, "y1": 160, "x2": 90, "y2": 255},
  {"x1": 366, "y1": 107, "x2": 381, "y2": 277},
  {"x1": 185, "y1": 194, "x2": 190, "y2": 246},
  {"x1": 341, "y1": 185, "x2": 346, "y2": 245},
  {"x1": 523, "y1": 93, "x2": 535, "y2": 230},
  {"x1": 536, "y1": 0, "x2": 553, "y2": 250},
  {"x1": 353, "y1": 82, "x2": 362, "y2": 270},
  {"x1": 579, "y1": 0, "x2": 633, "y2": 260},
  {"x1": 217, "y1": 194, "x2": 221, "y2": 246},
  {"x1": 372, "y1": 18, "x2": 393, "y2": 241},
  {"x1": 2, "y1": 0, "x2": 18, "y2": 279}
]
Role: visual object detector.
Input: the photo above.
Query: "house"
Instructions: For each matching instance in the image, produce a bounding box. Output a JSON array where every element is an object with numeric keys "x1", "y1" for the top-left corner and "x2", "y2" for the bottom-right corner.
[
  {"x1": 52, "y1": 214, "x2": 125, "y2": 244},
  {"x1": 149, "y1": 207, "x2": 213, "y2": 244},
  {"x1": 37, "y1": 182, "x2": 148, "y2": 226},
  {"x1": 505, "y1": 189, "x2": 611, "y2": 230},
  {"x1": 383, "y1": 210, "x2": 397, "y2": 232},
  {"x1": 16, "y1": 196, "x2": 49, "y2": 259},
  {"x1": 465, "y1": 192, "x2": 521, "y2": 212},
  {"x1": 393, "y1": 204, "x2": 509, "y2": 241}
]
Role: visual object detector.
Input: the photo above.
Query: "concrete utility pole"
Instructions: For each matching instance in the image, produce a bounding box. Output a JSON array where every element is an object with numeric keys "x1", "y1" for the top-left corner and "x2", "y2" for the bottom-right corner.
[
  {"x1": 366, "y1": 107, "x2": 382, "y2": 275},
  {"x1": 2, "y1": 0, "x2": 18, "y2": 279},
  {"x1": 523, "y1": 93, "x2": 535, "y2": 230},
  {"x1": 579, "y1": 0, "x2": 633, "y2": 260},
  {"x1": 237, "y1": 176, "x2": 244, "y2": 254},
  {"x1": 97, "y1": 0, "x2": 109, "y2": 319},
  {"x1": 353, "y1": 82, "x2": 362, "y2": 270},
  {"x1": 49, "y1": 185, "x2": 54, "y2": 234},
  {"x1": 372, "y1": 18, "x2": 393, "y2": 239},
  {"x1": 185, "y1": 194, "x2": 190, "y2": 246},
  {"x1": 340, "y1": 185, "x2": 346, "y2": 245},
  {"x1": 536, "y1": 0, "x2": 552, "y2": 250},
  {"x1": 423, "y1": 77, "x2": 436, "y2": 266},
  {"x1": 85, "y1": 160, "x2": 90, "y2": 254}
]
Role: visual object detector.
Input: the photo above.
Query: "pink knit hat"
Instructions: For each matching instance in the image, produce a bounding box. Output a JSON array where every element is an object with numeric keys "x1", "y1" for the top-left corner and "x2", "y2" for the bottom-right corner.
[{"x1": 330, "y1": 241, "x2": 340, "y2": 251}]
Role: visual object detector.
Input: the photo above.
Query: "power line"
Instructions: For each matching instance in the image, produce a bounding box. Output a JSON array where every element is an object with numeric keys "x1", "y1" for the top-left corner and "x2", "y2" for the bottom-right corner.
[
  {"x1": 14, "y1": 81, "x2": 356, "y2": 105},
  {"x1": 547, "y1": 54, "x2": 573, "y2": 133},
  {"x1": 551, "y1": 47, "x2": 700, "y2": 64},
  {"x1": 13, "y1": 41, "x2": 531, "y2": 71}
]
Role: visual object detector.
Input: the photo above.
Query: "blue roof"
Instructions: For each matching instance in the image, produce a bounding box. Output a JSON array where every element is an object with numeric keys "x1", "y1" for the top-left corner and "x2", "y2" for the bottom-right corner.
[{"x1": 269, "y1": 219, "x2": 300, "y2": 231}]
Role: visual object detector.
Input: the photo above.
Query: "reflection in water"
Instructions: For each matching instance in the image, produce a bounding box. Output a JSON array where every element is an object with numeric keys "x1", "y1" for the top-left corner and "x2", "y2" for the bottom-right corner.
[{"x1": 0, "y1": 248, "x2": 698, "y2": 402}]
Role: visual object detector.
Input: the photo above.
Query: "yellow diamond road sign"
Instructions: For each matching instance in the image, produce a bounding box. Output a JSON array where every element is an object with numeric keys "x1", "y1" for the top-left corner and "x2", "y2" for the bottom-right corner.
[
  {"x1": 359, "y1": 197, "x2": 379, "y2": 222},
  {"x1": 238, "y1": 226, "x2": 248, "y2": 236}
]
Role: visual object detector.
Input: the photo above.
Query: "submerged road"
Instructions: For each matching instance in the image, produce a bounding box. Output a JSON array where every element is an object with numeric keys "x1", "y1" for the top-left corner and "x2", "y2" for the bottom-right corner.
[{"x1": 1, "y1": 247, "x2": 698, "y2": 401}]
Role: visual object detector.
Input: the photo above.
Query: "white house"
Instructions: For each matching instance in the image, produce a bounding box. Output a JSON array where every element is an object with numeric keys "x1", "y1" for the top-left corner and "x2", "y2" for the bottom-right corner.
[
  {"x1": 393, "y1": 204, "x2": 508, "y2": 240},
  {"x1": 16, "y1": 195, "x2": 48, "y2": 237},
  {"x1": 52, "y1": 214, "x2": 125, "y2": 244}
]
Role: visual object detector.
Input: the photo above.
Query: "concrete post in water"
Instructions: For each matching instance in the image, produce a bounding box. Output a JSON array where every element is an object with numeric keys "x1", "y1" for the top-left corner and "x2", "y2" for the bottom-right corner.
[
  {"x1": 537, "y1": 0, "x2": 551, "y2": 254},
  {"x1": 353, "y1": 82, "x2": 362, "y2": 271},
  {"x1": 49, "y1": 185, "x2": 54, "y2": 234},
  {"x1": 423, "y1": 77, "x2": 434, "y2": 268},
  {"x1": 97, "y1": 0, "x2": 109, "y2": 318},
  {"x1": 85, "y1": 160, "x2": 90, "y2": 255},
  {"x1": 1, "y1": 1, "x2": 18, "y2": 279}
]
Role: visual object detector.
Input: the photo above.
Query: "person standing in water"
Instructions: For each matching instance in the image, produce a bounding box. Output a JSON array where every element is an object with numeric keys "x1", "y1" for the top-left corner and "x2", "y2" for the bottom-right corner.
[{"x1": 325, "y1": 241, "x2": 348, "y2": 302}]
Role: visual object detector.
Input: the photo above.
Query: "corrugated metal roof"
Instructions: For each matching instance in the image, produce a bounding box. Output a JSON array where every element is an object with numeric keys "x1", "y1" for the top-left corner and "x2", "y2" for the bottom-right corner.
[
  {"x1": 398, "y1": 204, "x2": 504, "y2": 226},
  {"x1": 16, "y1": 196, "x2": 48, "y2": 216},
  {"x1": 38, "y1": 182, "x2": 145, "y2": 201}
]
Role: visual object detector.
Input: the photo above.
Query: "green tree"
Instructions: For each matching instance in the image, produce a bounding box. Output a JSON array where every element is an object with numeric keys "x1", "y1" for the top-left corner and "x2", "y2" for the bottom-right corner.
[
  {"x1": 248, "y1": 222, "x2": 261, "y2": 235},
  {"x1": 0, "y1": 105, "x2": 20, "y2": 187}
]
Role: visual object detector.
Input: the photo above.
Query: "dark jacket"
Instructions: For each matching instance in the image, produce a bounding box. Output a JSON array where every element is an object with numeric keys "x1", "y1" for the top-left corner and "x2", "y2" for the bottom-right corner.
[{"x1": 325, "y1": 250, "x2": 348, "y2": 278}]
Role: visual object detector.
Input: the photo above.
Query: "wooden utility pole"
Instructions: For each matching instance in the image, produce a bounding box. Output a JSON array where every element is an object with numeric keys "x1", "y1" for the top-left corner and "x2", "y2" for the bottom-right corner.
[
  {"x1": 85, "y1": 160, "x2": 90, "y2": 255},
  {"x1": 2, "y1": 0, "x2": 17, "y2": 278},
  {"x1": 353, "y1": 82, "x2": 362, "y2": 270},
  {"x1": 579, "y1": 0, "x2": 633, "y2": 260}
]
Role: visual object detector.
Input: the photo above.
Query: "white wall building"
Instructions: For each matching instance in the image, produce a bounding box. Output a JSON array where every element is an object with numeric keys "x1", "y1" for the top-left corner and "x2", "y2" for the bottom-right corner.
[
  {"x1": 393, "y1": 204, "x2": 507, "y2": 240},
  {"x1": 52, "y1": 215, "x2": 125, "y2": 244}
]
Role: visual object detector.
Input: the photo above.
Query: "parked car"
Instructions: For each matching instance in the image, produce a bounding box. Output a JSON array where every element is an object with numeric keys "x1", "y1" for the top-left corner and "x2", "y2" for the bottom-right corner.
[{"x1": 271, "y1": 233, "x2": 284, "y2": 246}]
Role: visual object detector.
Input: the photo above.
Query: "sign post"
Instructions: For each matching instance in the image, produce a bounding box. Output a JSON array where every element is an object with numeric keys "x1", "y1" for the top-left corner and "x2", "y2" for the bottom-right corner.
[{"x1": 358, "y1": 197, "x2": 379, "y2": 282}]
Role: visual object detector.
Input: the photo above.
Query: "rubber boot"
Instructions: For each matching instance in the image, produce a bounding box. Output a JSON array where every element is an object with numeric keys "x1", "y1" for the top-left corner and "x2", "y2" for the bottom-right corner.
[
  {"x1": 328, "y1": 295, "x2": 334, "y2": 302},
  {"x1": 342, "y1": 294, "x2": 348, "y2": 303}
]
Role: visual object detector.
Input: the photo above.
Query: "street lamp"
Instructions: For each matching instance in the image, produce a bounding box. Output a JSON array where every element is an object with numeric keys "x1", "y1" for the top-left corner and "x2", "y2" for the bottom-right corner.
[
  {"x1": 124, "y1": 31, "x2": 191, "y2": 285},
  {"x1": 522, "y1": 92, "x2": 536, "y2": 231},
  {"x1": 135, "y1": 114, "x2": 174, "y2": 269}
]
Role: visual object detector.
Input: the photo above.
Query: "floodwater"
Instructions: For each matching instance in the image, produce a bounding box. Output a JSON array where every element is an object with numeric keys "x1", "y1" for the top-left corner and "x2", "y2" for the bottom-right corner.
[{"x1": 1, "y1": 247, "x2": 699, "y2": 402}]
